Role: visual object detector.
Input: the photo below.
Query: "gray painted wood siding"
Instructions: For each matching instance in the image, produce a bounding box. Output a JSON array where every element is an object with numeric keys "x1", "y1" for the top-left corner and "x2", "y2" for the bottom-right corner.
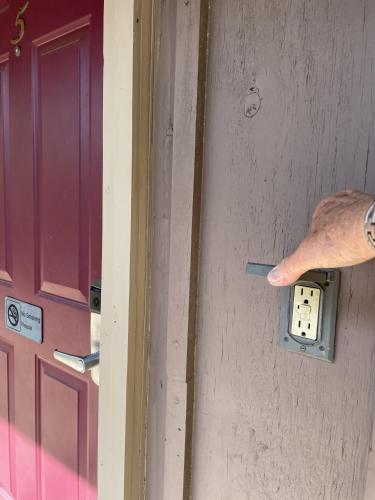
[
  {"x1": 146, "y1": 1, "x2": 207, "y2": 498},
  {"x1": 192, "y1": 1, "x2": 375, "y2": 499}
]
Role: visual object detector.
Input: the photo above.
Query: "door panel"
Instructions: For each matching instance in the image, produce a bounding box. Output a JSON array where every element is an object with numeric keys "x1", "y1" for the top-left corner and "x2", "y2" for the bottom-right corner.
[
  {"x1": 36, "y1": 359, "x2": 88, "y2": 500},
  {"x1": 193, "y1": 1, "x2": 375, "y2": 499},
  {"x1": 0, "y1": 2, "x2": 102, "y2": 499},
  {"x1": 33, "y1": 19, "x2": 91, "y2": 304},
  {"x1": 0, "y1": 55, "x2": 11, "y2": 283},
  {"x1": 0, "y1": 341, "x2": 15, "y2": 497}
]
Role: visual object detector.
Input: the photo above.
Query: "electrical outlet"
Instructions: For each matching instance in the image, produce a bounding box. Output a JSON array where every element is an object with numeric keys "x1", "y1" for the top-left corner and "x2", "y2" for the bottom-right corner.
[
  {"x1": 291, "y1": 285, "x2": 321, "y2": 340},
  {"x1": 245, "y1": 263, "x2": 340, "y2": 362},
  {"x1": 279, "y1": 269, "x2": 340, "y2": 362}
]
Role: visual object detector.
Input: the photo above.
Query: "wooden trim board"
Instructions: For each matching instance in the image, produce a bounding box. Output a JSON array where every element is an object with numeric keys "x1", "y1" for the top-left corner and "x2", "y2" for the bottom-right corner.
[
  {"x1": 126, "y1": 0, "x2": 153, "y2": 498},
  {"x1": 146, "y1": 1, "x2": 208, "y2": 498},
  {"x1": 99, "y1": 0, "x2": 152, "y2": 499}
]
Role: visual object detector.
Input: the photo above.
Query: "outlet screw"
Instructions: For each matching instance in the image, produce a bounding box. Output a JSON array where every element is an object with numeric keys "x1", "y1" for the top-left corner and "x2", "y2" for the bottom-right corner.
[{"x1": 300, "y1": 345, "x2": 306, "y2": 352}]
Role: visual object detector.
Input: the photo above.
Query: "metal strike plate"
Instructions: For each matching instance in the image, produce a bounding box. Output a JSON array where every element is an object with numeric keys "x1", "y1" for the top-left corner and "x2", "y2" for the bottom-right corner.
[
  {"x1": 90, "y1": 281, "x2": 101, "y2": 313},
  {"x1": 90, "y1": 280, "x2": 101, "y2": 386},
  {"x1": 246, "y1": 263, "x2": 340, "y2": 362}
]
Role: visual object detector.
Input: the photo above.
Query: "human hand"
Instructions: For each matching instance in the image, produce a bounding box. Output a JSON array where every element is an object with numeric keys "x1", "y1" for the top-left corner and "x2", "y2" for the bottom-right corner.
[{"x1": 267, "y1": 190, "x2": 375, "y2": 286}]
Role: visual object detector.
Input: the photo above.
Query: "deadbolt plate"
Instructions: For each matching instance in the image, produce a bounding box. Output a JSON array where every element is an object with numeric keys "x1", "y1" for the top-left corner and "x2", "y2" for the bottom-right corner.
[{"x1": 279, "y1": 269, "x2": 340, "y2": 362}]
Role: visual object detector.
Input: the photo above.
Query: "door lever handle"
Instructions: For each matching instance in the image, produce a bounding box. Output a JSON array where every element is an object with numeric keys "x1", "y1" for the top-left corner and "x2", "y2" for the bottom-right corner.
[{"x1": 53, "y1": 350, "x2": 100, "y2": 373}]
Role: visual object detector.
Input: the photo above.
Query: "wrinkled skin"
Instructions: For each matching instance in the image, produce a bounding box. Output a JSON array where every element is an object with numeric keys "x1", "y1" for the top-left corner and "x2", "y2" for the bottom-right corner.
[{"x1": 267, "y1": 190, "x2": 375, "y2": 286}]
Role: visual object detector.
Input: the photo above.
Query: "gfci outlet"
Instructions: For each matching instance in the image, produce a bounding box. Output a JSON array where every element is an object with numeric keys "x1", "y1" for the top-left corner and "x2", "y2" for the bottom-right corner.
[
  {"x1": 291, "y1": 285, "x2": 321, "y2": 341},
  {"x1": 279, "y1": 269, "x2": 340, "y2": 362},
  {"x1": 244, "y1": 263, "x2": 340, "y2": 362}
]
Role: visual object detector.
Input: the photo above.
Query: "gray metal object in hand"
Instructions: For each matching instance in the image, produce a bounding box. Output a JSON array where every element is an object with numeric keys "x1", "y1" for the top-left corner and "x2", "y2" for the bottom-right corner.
[{"x1": 245, "y1": 262, "x2": 275, "y2": 277}]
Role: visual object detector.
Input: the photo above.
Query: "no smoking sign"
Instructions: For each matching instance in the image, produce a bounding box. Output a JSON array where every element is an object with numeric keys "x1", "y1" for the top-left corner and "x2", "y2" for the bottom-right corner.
[{"x1": 5, "y1": 297, "x2": 43, "y2": 344}]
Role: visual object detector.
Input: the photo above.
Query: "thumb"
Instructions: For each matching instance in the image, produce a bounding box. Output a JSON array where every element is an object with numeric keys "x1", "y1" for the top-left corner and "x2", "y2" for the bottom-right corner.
[{"x1": 267, "y1": 250, "x2": 308, "y2": 287}]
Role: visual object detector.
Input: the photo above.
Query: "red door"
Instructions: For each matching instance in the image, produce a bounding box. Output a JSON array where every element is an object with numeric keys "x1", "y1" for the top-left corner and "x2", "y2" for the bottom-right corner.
[{"x1": 0, "y1": 1, "x2": 103, "y2": 498}]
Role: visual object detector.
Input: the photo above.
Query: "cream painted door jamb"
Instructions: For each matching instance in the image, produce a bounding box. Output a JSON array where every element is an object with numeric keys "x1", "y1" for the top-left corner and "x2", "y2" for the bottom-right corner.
[
  {"x1": 99, "y1": 1, "x2": 152, "y2": 499},
  {"x1": 99, "y1": 0, "x2": 134, "y2": 497}
]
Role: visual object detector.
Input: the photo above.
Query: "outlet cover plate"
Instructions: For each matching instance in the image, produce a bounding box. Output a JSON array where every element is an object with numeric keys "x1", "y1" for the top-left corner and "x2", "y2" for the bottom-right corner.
[{"x1": 279, "y1": 269, "x2": 340, "y2": 362}]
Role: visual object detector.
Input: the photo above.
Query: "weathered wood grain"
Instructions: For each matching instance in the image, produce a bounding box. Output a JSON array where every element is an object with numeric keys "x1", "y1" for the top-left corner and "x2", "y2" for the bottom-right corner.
[
  {"x1": 145, "y1": 1, "x2": 176, "y2": 498},
  {"x1": 124, "y1": 1, "x2": 153, "y2": 498},
  {"x1": 364, "y1": 424, "x2": 375, "y2": 499},
  {"x1": 146, "y1": 1, "x2": 207, "y2": 499},
  {"x1": 192, "y1": 1, "x2": 375, "y2": 499}
]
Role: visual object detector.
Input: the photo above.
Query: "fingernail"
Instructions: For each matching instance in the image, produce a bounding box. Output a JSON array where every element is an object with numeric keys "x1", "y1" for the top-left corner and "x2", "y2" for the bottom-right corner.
[{"x1": 267, "y1": 266, "x2": 282, "y2": 283}]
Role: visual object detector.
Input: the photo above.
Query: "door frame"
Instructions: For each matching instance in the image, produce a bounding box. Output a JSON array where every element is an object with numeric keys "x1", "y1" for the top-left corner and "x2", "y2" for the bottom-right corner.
[{"x1": 98, "y1": 1, "x2": 153, "y2": 499}]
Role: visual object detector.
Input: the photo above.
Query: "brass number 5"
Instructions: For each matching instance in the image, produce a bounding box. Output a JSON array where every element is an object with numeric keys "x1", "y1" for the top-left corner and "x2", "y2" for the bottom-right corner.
[{"x1": 11, "y1": 1, "x2": 29, "y2": 46}]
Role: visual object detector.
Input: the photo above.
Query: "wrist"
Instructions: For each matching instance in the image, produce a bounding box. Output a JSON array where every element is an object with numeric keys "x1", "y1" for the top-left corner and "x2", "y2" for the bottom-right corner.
[{"x1": 364, "y1": 198, "x2": 375, "y2": 252}]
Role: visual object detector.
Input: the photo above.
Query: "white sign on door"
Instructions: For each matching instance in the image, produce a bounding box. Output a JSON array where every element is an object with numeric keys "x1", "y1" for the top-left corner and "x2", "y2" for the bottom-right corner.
[{"x1": 5, "y1": 297, "x2": 43, "y2": 343}]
